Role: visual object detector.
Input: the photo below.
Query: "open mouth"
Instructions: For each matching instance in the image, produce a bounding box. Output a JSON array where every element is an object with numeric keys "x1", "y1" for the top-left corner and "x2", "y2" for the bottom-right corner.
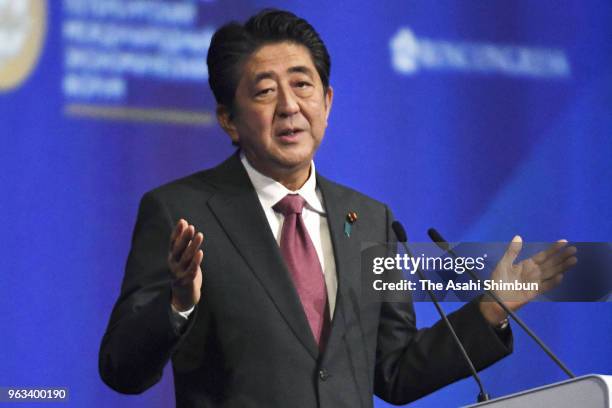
[{"x1": 277, "y1": 128, "x2": 303, "y2": 138}]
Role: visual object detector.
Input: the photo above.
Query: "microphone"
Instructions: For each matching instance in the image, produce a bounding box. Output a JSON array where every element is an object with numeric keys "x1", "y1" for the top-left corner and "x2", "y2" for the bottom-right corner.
[
  {"x1": 427, "y1": 227, "x2": 576, "y2": 379},
  {"x1": 391, "y1": 221, "x2": 490, "y2": 403}
]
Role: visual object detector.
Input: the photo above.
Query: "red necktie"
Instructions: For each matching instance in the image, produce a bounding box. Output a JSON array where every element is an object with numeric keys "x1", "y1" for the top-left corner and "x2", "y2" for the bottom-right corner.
[{"x1": 274, "y1": 194, "x2": 330, "y2": 347}]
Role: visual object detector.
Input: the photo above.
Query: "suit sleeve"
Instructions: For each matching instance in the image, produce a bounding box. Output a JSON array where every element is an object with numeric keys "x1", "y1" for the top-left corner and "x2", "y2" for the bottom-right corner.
[
  {"x1": 373, "y1": 206, "x2": 513, "y2": 405},
  {"x1": 99, "y1": 192, "x2": 197, "y2": 394}
]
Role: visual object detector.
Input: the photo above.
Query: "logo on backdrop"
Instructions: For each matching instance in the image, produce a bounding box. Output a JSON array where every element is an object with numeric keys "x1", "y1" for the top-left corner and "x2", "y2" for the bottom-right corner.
[
  {"x1": 0, "y1": 0, "x2": 47, "y2": 91},
  {"x1": 390, "y1": 27, "x2": 571, "y2": 79},
  {"x1": 61, "y1": 0, "x2": 215, "y2": 126}
]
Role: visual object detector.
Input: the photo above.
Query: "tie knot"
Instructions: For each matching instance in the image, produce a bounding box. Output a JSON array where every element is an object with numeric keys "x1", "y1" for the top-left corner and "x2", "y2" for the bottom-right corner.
[{"x1": 273, "y1": 194, "x2": 305, "y2": 215}]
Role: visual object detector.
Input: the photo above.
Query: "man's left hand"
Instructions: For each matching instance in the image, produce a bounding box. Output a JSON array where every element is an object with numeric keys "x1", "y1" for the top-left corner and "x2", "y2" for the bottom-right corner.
[{"x1": 479, "y1": 236, "x2": 577, "y2": 325}]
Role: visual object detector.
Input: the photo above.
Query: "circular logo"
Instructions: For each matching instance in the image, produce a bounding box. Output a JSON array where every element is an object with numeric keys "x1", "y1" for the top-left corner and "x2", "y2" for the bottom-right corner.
[{"x1": 0, "y1": 0, "x2": 47, "y2": 91}]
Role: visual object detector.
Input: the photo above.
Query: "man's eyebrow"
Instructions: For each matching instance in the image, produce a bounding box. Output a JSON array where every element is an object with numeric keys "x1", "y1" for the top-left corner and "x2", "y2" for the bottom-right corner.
[
  {"x1": 252, "y1": 66, "x2": 315, "y2": 84},
  {"x1": 288, "y1": 65, "x2": 314, "y2": 76},
  {"x1": 253, "y1": 71, "x2": 275, "y2": 84}
]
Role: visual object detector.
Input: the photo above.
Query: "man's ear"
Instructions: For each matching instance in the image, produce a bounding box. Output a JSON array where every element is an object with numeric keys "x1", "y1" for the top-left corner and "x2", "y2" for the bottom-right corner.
[
  {"x1": 216, "y1": 105, "x2": 239, "y2": 144},
  {"x1": 323, "y1": 86, "x2": 334, "y2": 125}
]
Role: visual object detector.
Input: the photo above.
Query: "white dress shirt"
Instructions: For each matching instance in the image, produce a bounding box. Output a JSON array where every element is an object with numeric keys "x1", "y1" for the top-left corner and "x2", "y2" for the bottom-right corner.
[{"x1": 171, "y1": 153, "x2": 338, "y2": 329}]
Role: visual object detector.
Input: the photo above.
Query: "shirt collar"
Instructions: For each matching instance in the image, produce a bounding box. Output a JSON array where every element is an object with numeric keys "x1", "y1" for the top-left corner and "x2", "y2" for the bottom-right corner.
[{"x1": 240, "y1": 151, "x2": 325, "y2": 214}]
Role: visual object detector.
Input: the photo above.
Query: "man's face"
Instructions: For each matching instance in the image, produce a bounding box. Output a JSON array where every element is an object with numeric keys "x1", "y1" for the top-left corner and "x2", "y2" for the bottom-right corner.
[{"x1": 219, "y1": 41, "x2": 333, "y2": 181}]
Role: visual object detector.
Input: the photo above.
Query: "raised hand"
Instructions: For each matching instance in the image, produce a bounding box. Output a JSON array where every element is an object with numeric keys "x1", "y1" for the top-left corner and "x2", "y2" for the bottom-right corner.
[
  {"x1": 167, "y1": 219, "x2": 204, "y2": 311},
  {"x1": 479, "y1": 236, "x2": 577, "y2": 325}
]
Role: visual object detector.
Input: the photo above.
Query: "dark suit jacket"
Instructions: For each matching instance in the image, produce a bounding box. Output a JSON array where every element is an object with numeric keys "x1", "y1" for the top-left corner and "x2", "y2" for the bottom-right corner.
[{"x1": 99, "y1": 152, "x2": 512, "y2": 407}]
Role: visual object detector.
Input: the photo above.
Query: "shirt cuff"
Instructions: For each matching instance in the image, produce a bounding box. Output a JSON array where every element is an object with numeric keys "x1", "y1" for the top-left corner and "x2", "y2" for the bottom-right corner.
[{"x1": 169, "y1": 304, "x2": 195, "y2": 333}]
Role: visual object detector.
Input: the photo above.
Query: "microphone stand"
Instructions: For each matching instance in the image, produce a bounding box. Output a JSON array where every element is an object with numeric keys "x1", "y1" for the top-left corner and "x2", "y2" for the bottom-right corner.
[
  {"x1": 392, "y1": 221, "x2": 490, "y2": 402},
  {"x1": 427, "y1": 228, "x2": 576, "y2": 379}
]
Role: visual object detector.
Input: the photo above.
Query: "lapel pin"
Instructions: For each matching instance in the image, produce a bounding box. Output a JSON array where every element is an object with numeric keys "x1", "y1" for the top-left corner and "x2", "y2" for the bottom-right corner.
[{"x1": 344, "y1": 211, "x2": 358, "y2": 237}]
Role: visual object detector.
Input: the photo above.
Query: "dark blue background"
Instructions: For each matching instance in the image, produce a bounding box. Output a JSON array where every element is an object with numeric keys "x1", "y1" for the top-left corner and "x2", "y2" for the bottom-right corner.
[{"x1": 1, "y1": 1, "x2": 610, "y2": 406}]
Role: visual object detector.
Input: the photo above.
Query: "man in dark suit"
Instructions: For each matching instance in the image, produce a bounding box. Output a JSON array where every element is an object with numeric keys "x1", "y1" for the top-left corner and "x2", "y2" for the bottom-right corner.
[{"x1": 99, "y1": 9, "x2": 575, "y2": 407}]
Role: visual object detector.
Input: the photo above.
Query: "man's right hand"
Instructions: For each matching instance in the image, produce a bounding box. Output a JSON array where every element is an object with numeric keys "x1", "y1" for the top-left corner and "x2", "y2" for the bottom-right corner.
[{"x1": 168, "y1": 219, "x2": 204, "y2": 312}]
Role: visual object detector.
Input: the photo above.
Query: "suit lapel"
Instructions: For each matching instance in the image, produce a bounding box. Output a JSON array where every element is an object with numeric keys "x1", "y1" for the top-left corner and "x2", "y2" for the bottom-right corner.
[
  {"x1": 206, "y1": 155, "x2": 319, "y2": 359},
  {"x1": 316, "y1": 175, "x2": 361, "y2": 351}
]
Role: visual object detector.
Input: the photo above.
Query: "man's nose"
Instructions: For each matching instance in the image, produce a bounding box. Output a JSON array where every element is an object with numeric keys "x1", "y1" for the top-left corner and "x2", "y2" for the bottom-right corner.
[{"x1": 276, "y1": 85, "x2": 300, "y2": 117}]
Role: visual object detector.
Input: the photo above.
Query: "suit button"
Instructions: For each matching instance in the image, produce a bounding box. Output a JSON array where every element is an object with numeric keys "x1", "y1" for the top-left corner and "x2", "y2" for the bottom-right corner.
[{"x1": 319, "y1": 369, "x2": 329, "y2": 381}]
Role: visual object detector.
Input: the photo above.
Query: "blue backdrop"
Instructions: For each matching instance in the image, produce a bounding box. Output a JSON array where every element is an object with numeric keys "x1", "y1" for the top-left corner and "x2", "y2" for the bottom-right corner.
[{"x1": 1, "y1": 1, "x2": 610, "y2": 406}]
